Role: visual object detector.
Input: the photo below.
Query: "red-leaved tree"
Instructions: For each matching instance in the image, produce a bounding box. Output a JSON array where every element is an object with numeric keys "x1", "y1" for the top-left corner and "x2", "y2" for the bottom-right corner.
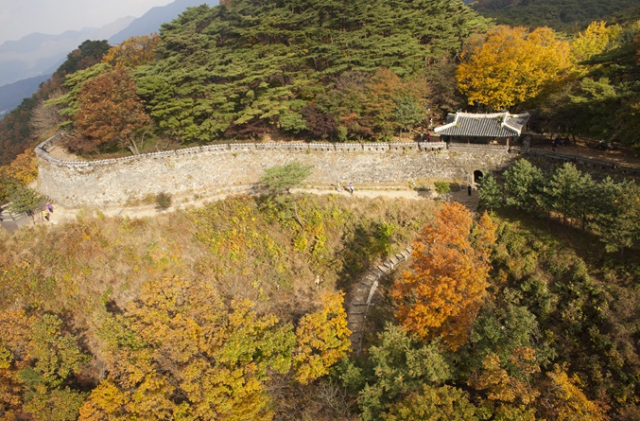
[{"x1": 74, "y1": 67, "x2": 151, "y2": 154}]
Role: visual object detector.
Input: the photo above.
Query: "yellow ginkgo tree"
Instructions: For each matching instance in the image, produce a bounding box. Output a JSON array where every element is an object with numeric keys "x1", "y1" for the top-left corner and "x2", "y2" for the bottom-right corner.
[
  {"x1": 456, "y1": 26, "x2": 574, "y2": 110},
  {"x1": 293, "y1": 291, "x2": 351, "y2": 384}
]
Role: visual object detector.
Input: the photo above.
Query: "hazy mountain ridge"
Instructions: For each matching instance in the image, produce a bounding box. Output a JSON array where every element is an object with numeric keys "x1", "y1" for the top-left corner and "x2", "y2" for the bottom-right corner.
[
  {"x1": 0, "y1": 17, "x2": 134, "y2": 87},
  {"x1": 0, "y1": 74, "x2": 50, "y2": 117},
  {"x1": 109, "y1": 0, "x2": 218, "y2": 44},
  {"x1": 0, "y1": 0, "x2": 219, "y2": 118}
]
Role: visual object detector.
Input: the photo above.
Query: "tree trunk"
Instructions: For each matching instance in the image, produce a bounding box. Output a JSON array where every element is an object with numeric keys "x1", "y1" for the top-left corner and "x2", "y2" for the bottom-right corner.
[{"x1": 292, "y1": 202, "x2": 304, "y2": 228}]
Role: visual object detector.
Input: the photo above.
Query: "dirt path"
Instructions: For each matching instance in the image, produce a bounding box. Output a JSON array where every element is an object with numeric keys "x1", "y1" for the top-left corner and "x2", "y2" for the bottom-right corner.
[{"x1": 42, "y1": 186, "x2": 430, "y2": 226}]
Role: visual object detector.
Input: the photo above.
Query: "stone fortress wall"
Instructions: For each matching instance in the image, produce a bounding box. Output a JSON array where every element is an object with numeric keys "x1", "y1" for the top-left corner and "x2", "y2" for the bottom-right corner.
[{"x1": 35, "y1": 134, "x2": 521, "y2": 207}]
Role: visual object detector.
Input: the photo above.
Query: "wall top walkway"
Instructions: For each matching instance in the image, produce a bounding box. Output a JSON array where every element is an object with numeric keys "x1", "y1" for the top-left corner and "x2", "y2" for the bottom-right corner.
[
  {"x1": 35, "y1": 134, "x2": 452, "y2": 169},
  {"x1": 37, "y1": 134, "x2": 638, "y2": 177}
]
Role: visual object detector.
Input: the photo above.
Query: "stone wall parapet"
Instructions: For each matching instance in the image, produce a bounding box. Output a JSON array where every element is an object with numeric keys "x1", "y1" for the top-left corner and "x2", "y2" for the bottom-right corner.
[
  {"x1": 35, "y1": 135, "x2": 450, "y2": 169},
  {"x1": 448, "y1": 143, "x2": 521, "y2": 154}
]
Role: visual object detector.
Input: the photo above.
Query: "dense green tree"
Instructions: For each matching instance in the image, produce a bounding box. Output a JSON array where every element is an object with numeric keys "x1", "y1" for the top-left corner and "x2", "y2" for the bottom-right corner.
[
  {"x1": 540, "y1": 22, "x2": 640, "y2": 150},
  {"x1": 503, "y1": 159, "x2": 546, "y2": 215},
  {"x1": 478, "y1": 175, "x2": 503, "y2": 211},
  {"x1": 18, "y1": 315, "x2": 88, "y2": 421},
  {"x1": 5, "y1": 183, "x2": 42, "y2": 216},
  {"x1": 57, "y1": 40, "x2": 111, "y2": 76},
  {"x1": 394, "y1": 96, "x2": 425, "y2": 140},
  {"x1": 591, "y1": 177, "x2": 640, "y2": 256},
  {"x1": 349, "y1": 325, "x2": 451, "y2": 421},
  {"x1": 473, "y1": 0, "x2": 640, "y2": 31},
  {"x1": 548, "y1": 163, "x2": 597, "y2": 228},
  {"x1": 259, "y1": 162, "x2": 312, "y2": 196}
]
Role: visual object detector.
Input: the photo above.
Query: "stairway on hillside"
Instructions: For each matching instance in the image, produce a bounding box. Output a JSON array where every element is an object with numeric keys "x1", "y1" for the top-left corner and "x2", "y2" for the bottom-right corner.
[{"x1": 346, "y1": 245, "x2": 414, "y2": 354}]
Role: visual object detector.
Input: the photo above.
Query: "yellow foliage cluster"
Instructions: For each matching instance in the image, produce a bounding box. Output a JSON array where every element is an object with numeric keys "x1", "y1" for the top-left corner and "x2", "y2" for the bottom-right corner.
[
  {"x1": 541, "y1": 365, "x2": 609, "y2": 421},
  {"x1": 81, "y1": 277, "x2": 289, "y2": 420},
  {"x1": 456, "y1": 26, "x2": 573, "y2": 110},
  {"x1": 571, "y1": 21, "x2": 621, "y2": 64},
  {"x1": 0, "y1": 150, "x2": 38, "y2": 201},
  {"x1": 469, "y1": 350, "x2": 540, "y2": 405},
  {"x1": 102, "y1": 34, "x2": 161, "y2": 69},
  {"x1": 79, "y1": 278, "x2": 352, "y2": 420},
  {"x1": 293, "y1": 292, "x2": 351, "y2": 384}
]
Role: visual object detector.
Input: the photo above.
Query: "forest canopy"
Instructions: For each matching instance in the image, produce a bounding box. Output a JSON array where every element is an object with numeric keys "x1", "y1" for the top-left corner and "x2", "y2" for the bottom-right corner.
[
  {"x1": 473, "y1": 0, "x2": 640, "y2": 30},
  {"x1": 48, "y1": 0, "x2": 487, "y2": 147}
]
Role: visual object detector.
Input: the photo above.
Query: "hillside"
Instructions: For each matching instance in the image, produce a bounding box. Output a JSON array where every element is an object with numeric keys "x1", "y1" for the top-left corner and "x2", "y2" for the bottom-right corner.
[
  {"x1": 111, "y1": 0, "x2": 486, "y2": 143},
  {"x1": 0, "y1": 0, "x2": 639, "y2": 417},
  {"x1": 473, "y1": 0, "x2": 640, "y2": 30},
  {"x1": 0, "y1": 186, "x2": 639, "y2": 420}
]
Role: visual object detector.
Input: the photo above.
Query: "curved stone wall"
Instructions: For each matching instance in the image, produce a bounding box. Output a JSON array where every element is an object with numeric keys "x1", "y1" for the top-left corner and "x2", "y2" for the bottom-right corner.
[{"x1": 36, "y1": 135, "x2": 518, "y2": 207}]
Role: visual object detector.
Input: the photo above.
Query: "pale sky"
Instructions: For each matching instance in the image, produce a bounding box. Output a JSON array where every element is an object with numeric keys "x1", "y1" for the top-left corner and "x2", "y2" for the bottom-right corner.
[{"x1": 0, "y1": 0, "x2": 175, "y2": 44}]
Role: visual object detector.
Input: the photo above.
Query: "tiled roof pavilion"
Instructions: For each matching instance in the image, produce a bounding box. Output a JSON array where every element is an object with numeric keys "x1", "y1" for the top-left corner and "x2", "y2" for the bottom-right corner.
[{"x1": 435, "y1": 112, "x2": 530, "y2": 138}]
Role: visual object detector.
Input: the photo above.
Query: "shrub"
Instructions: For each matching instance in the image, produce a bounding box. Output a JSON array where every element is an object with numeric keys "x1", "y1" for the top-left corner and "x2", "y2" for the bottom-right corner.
[
  {"x1": 434, "y1": 181, "x2": 450, "y2": 194},
  {"x1": 155, "y1": 192, "x2": 172, "y2": 210}
]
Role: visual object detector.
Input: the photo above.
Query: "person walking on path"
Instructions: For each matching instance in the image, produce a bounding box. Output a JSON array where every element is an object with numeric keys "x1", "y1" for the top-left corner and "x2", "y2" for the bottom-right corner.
[
  {"x1": 47, "y1": 203, "x2": 54, "y2": 213},
  {"x1": 468, "y1": 184, "x2": 472, "y2": 196},
  {"x1": 349, "y1": 182, "x2": 354, "y2": 195},
  {"x1": 42, "y1": 210, "x2": 49, "y2": 221}
]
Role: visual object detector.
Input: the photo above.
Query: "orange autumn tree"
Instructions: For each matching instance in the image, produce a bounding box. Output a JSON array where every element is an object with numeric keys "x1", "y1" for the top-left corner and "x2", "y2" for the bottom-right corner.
[{"x1": 390, "y1": 202, "x2": 496, "y2": 350}]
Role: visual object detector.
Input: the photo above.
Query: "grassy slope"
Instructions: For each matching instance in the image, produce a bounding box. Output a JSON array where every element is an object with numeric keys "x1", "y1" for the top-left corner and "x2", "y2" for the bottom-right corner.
[{"x1": 0, "y1": 194, "x2": 434, "y2": 347}]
